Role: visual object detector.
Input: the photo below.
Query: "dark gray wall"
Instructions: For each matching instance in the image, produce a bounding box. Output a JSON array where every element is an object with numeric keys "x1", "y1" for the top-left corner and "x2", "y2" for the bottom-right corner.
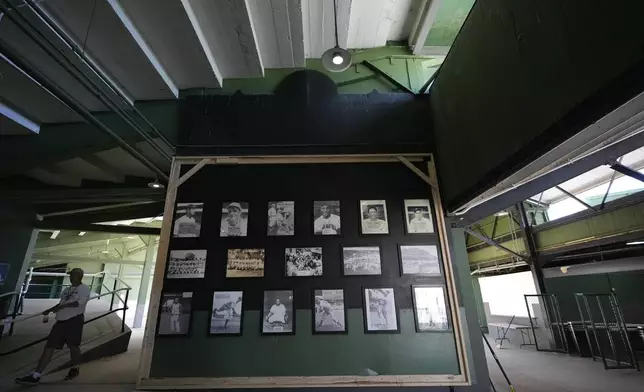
[
  {"x1": 431, "y1": 0, "x2": 644, "y2": 210},
  {"x1": 0, "y1": 208, "x2": 36, "y2": 295}
]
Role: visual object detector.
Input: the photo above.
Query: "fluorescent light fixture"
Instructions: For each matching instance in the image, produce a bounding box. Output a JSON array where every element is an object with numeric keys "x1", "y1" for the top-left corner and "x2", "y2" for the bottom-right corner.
[
  {"x1": 626, "y1": 241, "x2": 644, "y2": 246},
  {"x1": 495, "y1": 211, "x2": 509, "y2": 216},
  {"x1": 0, "y1": 101, "x2": 40, "y2": 134},
  {"x1": 148, "y1": 179, "x2": 165, "y2": 189},
  {"x1": 101, "y1": 250, "x2": 110, "y2": 254},
  {"x1": 79, "y1": 231, "x2": 87, "y2": 236},
  {"x1": 50, "y1": 230, "x2": 60, "y2": 239}
]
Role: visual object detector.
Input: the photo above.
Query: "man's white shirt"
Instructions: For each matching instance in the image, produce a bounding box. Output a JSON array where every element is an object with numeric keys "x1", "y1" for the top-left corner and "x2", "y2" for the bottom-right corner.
[
  {"x1": 268, "y1": 304, "x2": 286, "y2": 323},
  {"x1": 56, "y1": 283, "x2": 90, "y2": 321},
  {"x1": 314, "y1": 214, "x2": 341, "y2": 234}
]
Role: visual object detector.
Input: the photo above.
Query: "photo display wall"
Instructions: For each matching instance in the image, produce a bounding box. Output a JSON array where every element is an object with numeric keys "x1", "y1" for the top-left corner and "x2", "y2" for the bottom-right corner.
[{"x1": 152, "y1": 163, "x2": 459, "y2": 378}]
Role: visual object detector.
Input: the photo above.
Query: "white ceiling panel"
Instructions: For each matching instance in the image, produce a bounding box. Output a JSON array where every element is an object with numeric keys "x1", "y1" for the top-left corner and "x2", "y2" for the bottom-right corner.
[
  {"x1": 41, "y1": 0, "x2": 176, "y2": 100},
  {"x1": 0, "y1": 57, "x2": 80, "y2": 123},
  {"x1": 111, "y1": 0, "x2": 220, "y2": 89},
  {"x1": 347, "y1": 0, "x2": 397, "y2": 48},
  {"x1": 247, "y1": 0, "x2": 305, "y2": 68},
  {"x1": 387, "y1": 0, "x2": 422, "y2": 41},
  {"x1": 95, "y1": 147, "x2": 157, "y2": 179},
  {"x1": 181, "y1": 0, "x2": 264, "y2": 79},
  {"x1": 303, "y1": 0, "x2": 351, "y2": 58}
]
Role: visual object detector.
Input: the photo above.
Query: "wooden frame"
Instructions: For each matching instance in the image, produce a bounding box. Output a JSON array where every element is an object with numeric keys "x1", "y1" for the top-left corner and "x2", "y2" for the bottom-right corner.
[
  {"x1": 137, "y1": 153, "x2": 471, "y2": 389},
  {"x1": 312, "y1": 288, "x2": 348, "y2": 335}
]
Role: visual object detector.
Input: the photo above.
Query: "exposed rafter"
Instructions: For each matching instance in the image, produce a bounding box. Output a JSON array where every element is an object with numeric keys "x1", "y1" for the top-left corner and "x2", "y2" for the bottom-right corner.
[{"x1": 409, "y1": 0, "x2": 443, "y2": 55}]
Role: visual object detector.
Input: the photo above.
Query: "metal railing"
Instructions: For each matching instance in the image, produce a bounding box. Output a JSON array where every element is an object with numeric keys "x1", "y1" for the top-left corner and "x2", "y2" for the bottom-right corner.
[{"x1": 0, "y1": 270, "x2": 132, "y2": 356}]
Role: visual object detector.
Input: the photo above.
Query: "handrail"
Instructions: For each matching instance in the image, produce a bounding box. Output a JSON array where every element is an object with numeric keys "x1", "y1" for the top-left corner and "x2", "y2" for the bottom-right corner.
[
  {"x1": 30, "y1": 270, "x2": 132, "y2": 290},
  {"x1": 0, "y1": 292, "x2": 18, "y2": 300},
  {"x1": 2, "y1": 288, "x2": 131, "y2": 327}
]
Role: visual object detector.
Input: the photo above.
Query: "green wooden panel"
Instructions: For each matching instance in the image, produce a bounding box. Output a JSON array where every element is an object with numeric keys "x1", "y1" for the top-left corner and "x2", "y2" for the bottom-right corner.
[
  {"x1": 544, "y1": 274, "x2": 611, "y2": 321},
  {"x1": 425, "y1": 0, "x2": 476, "y2": 47},
  {"x1": 151, "y1": 309, "x2": 459, "y2": 378}
]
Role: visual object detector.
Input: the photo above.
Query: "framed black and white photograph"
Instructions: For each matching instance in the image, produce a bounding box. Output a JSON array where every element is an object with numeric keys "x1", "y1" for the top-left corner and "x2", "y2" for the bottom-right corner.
[
  {"x1": 262, "y1": 290, "x2": 294, "y2": 334},
  {"x1": 360, "y1": 200, "x2": 389, "y2": 234},
  {"x1": 399, "y1": 245, "x2": 441, "y2": 275},
  {"x1": 363, "y1": 288, "x2": 399, "y2": 333},
  {"x1": 167, "y1": 250, "x2": 206, "y2": 279},
  {"x1": 210, "y1": 291, "x2": 244, "y2": 335},
  {"x1": 412, "y1": 285, "x2": 449, "y2": 332},
  {"x1": 313, "y1": 201, "x2": 341, "y2": 235},
  {"x1": 226, "y1": 248, "x2": 265, "y2": 278},
  {"x1": 313, "y1": 289, "x2": 347, "y2": 334},
  {"x1": 404, "y1": 199, "x2": 434, "y2": 234},
  {"x1": 158, "y1": 292, "x2": 192, "y2": 336},
  {"x1": 342, "y1": 246, "x2": 382, "y2": 276},
  {"x1": 267, "y1": 201, "x2": 295, "y2": 236},
  {"x1": 173, "y1": 203, "x2": 203, "y2": 238},
  {"x1": 220, "y1": 202, "x2": 249, "y2": 237},
  {"x1": 285, "y1": 247, "x2": 323, "y2": 276}
]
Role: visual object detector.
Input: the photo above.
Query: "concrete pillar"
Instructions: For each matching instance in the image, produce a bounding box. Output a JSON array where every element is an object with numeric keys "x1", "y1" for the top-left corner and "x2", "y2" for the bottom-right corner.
[
  {"x1": 0, "y1": 212, "x2": 37, "y2": 298},
  {"x1": 133, "y1": 237, "x2": 156, "y2": 328}
]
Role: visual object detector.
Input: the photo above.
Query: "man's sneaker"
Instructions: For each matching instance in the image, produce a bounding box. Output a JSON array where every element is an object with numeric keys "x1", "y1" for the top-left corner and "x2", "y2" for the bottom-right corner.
[
  {"x1": 15, "y1": 374, "x2": 40, "y2": 386},
  {"x1": 65, "y1": 367, "x2": 80, "y2": 381}
]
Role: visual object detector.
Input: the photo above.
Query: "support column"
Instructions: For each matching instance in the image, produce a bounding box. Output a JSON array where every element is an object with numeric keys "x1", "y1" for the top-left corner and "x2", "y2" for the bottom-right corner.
[
  {"x1": 516, "y1": 203, "x2": 546, "y2": 294},
  {"x1": 134, "y1": 237, "x2": 156, "y2": 328},
  {"x1": 0, "y1": 210, "x2": 38, "y2": 297}
]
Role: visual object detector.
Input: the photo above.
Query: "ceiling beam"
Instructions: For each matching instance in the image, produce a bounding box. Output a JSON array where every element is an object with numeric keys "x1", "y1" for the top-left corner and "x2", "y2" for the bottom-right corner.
[
  {"x1": 36, "y1": 221, "x2": 161, "y2": 236},
  {"x1": 79, "y1": 154, "x2": 126, "y2": 183},
  {"x1": 409, "y1": 0, "x2": 444, "y2": 55},
  {"x1": 247, "y1": 0, "x2": 305, "y2": 68},
  {"x1": 181, "y1": 0, "x2": 263, "y2": 80},
  {"x1": 26, "y1": 167, "x2": 82, "y2": 187},
  {"x1": 106, "y1": 0, "x2": 179, "y2": 98},
  {"x1": 0, "y1": 100, "x2": 40, "y2": 134},
  {"x1": 31, "y1": 254, "x2": 144, "y2": 268}
]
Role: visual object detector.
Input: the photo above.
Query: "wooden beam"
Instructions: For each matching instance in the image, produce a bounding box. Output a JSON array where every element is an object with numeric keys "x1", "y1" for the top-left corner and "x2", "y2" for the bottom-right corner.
[
  {"x1": 397, "y1": 156, "x2": 437, "y2": 188},
  {"x1": 176, "y1": 158, "x2": 210, "y2": 187},
  {"x1": 410, "y1": 0, "x2": 444, "y2": 55}
]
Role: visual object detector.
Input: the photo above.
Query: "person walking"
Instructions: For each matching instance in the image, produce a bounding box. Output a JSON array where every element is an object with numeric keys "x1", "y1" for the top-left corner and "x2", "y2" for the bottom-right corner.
[{"x1": 15, "y1": 268, "x2": 91, "y2": 385}]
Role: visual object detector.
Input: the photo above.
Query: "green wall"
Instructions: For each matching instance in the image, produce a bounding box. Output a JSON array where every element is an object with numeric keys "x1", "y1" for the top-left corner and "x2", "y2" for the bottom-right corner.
[{"x1": 151, "y1": 310, "x2": 458, "y2": 378}]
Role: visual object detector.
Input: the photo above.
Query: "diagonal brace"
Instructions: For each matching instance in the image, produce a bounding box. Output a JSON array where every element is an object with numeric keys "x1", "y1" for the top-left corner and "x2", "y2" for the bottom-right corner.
[
  {"x1": 464, "y1": 228, "x2": 527, "y2": 261},
  {"x1": 397, "y1": 156, "x2": 438, "y2": 188}
]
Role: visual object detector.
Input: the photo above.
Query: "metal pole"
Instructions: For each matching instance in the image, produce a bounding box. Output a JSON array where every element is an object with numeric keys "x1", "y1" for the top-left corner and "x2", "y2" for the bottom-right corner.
[
  {"x1": 110, "y1": 280, "x2": 117, "y2": 311},
  {"x1": 0, "y1": 38, "x2": 169, "y2": 182},
  {"x1": 596, "y1": 296, "x2": 620, "y2": 368},
  {"x1": 122, "y1": 289, "x2": 129, "y2": 333},
  {"x1": 555, "y1": 186, "x2": 597, "y2": 211},
  {"x1": 481, "y1": 330, "x2": 516, "y2": 392}
]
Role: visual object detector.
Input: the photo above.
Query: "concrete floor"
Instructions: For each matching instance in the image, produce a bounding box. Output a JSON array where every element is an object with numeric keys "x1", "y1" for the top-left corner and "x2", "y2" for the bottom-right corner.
[
  {"x1": 4, "y1": 331, "x2": 644, "y2": 391},
  {"x1": 485, "y1": 336, "x2": 644, "y2": 392}
]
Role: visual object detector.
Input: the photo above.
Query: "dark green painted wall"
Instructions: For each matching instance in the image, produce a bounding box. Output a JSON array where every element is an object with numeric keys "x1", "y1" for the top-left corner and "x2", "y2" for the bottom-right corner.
[
  {"x1": 545, "y1": 271, "x2": 644, "y2": 323},
  {"x1": 0, "y1": 209, "x2": 36, "y2": 300},
  {"x1": 152, "y1": 310, "x2": 458, "y2": 377},
  {"x1": 431, "y1": 0, "x2": 644, "y2": 210}
]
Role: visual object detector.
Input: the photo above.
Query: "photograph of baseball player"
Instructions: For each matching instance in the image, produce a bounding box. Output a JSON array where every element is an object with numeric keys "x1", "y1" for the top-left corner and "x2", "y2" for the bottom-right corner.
[
  {"x1": 173, "y1": 203, "x2": 203, "y2": 238},
  {"x1": 210, "y1": 291, "x2": 244, "y2": 335},
  {"x1": 403, "y1": 199, "x2": 434, "y2": 234},
  {"x1": 167, "y1": 250, "x2": 206, "y2": 279},
  {"x1": 220, "y1": 202, "x2": 249, "y2": 237},
  {"x1": 313, "y1": 289, "x2": 347, "y2": 333},
  {"x1": 363, "y1": 288, "x2": 399, "y2": 333},
  {"x1": 399, "y1": 245, "x2": 441, "y2": 275},
  {"x1": 261, "y1": 290, "x2": 294, "y2": 334},
  {"x1": 359, "y1": 200, "x2": 389, "y2": 234},
  {"x1": 267, "y1": 201, "x2": 295, "y2": 236},
  {"x1": 285, "y1": 247, "x2": 323, "y2": 276},
  {"x1": 342, "y1": 246, "x2": 382, "y2": 276},
  {"x1": 226, "y1": 248, "x2": 265, "y2": 278},
  {"x1": 412, "y1": 286, "x2": 449, "y2": 332},
  {"x1": 313, "y1": 201, "x2": 341, "y2": 235},
  {"x1": 158, "y1": 292, "x2": 192, "y2": 336}
]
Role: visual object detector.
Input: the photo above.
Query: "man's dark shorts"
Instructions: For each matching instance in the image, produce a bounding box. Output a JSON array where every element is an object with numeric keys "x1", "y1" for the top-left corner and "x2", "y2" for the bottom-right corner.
[{"x1": 46, "y1": 314, "x2": 84, "y2": 349}]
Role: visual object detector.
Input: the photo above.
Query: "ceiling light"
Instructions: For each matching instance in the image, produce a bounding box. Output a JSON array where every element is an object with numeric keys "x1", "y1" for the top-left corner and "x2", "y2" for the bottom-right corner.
[
  {"x1": 321, "y1": 0, "x2": 351, "y2": 73},
  {"x1": 79, "y1": 232, "x2": 86, "y2": 236},
  {"x1": 148, "y1": 179, "x2": 165, "y2": 189},
  {"x1": 495, "y1": 211, "x2": 509, "y2": 216},
  {"x1": 101, "y1": 250, "x2": 110, "y2": 254},
  {"x1": 50, "y1": 230, "x2": 60, "y2": 239},
  {"x1": 626, "y1": 241, "x2": 644, "y2": 246}
]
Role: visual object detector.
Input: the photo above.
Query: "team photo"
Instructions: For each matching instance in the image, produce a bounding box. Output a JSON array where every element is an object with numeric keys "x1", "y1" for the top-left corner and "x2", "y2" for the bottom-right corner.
[
  {"x1": 158, "y1": 292, "x2": 192, "y2": 335},
  {"x1": 173, "y1": 203, "x2": 203, "y2": 238},
  {"x1": 210, "y1": 291, "x2": 243, "y2": 335},
  {"x1": 400, "y1": 245, "x2": 441, "y2": 275},
  {"x1": 364, "y1": 288, "x2": 398, "y2": 332},
  {"x1": 220, "y1": 201, "x2": 249, "y2": 237},
  {"x1": 285, "y1": 247, "x2": 323, "y2": 276},
  {"x1": 313, "y1": 201, "x2": 341, "y2": 235},
  {"x1": 226, "y1": 248, "x2": 265, "y2": 278},
  {"x1": 360, "y1": 200, "x2": 389, "y2": 234},
  {"x1": 413, "y1": 286, "x2": 449, "y2": 331},
  {"x1": 167, "y1": 250, "x2": 206, "y2": 279},
  {"x1": 313, "y1": 289, "x2": 346, "y2": 333},
  {"x1": 262, "y1": 290, "x2": 294, "y2": 334},
  {"x1": 267, "y1": 201, "x2": 295, "y2": 236},
  {"x1": 342, "y1": 246, "x2": 382, "y2": 275}
]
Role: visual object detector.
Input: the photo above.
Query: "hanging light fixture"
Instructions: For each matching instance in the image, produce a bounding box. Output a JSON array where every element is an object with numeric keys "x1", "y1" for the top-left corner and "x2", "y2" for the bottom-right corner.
[
  {"x1": 148, "y1": 178, "x2": 165, "y2": 189},
  {"x1": 321, "y1": 0, "x2": 351, "y2": 72}
]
